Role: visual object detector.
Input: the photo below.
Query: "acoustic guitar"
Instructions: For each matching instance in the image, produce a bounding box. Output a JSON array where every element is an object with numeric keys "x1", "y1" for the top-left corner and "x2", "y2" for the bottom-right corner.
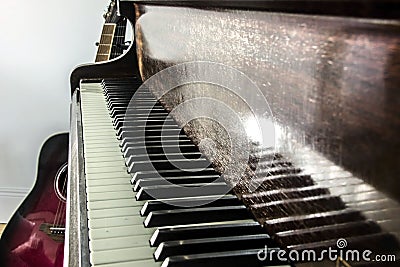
[{"x1": 0, "y1": 133, "x2": 68, "y2": 267}]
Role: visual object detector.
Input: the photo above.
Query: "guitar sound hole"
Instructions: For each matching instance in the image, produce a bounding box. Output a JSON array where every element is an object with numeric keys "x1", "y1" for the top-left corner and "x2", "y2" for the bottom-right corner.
[{"x1": 54, "y1": 163, "x2": 68, "y2": 202}]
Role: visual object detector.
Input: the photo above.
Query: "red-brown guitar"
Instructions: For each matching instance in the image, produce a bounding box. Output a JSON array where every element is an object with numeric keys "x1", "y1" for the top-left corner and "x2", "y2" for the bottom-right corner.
[{"x1": 0, "y1": 133, "x2": 68, "y2": 267}]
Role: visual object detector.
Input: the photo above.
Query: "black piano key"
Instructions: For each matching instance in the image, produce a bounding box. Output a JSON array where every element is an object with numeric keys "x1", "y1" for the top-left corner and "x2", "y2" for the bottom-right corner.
[
  {"x1": 104, "y1": 85, "x2": 136, "y2": 90},
  {"x1": 104, "y1": 90, "x2": 136, "y2": 96},
  {"x1": 110, "y1": 105, "x2": 162, "y2": 115},
  {"x1": 130, "y1": 168, "x2": 218, "y2": 184},
  {"x1": 124, "y1": 144, "x2": 198, "y2": 158},
  {"x1": 116, "y1": 118, "x2": 172, "y2": 129},
  {"x1": 112, "y1": 108, "x2": 168, "y2": 118},
  {"x1": 115, "y1": 118, "x2": 175, "y2": 129},
  {"x1": 119, "y1": 128, "x2": 177, "y2": 140},
  {"x1": 122, "y1": 139, "x2": 192, "y2": 152},
  {"x1": 251, "y1": 174, "x2": 315, "y2": 191},
  {"x1": 114, "y1": 114, "x2": 169, "y2": 124},
  {"x1": 140, "y1": 195, "x2": 241, "y2": 216},
  {"x1": 150, "y1": 221, "x2": 263, "y2": 247},
  {"x1": 109, "y1": 106, "x2": 146, "y2": 114},
  {"x1": 264, "y1": 208, "x2": 365, "y2": 234},
  {"x1": 115, "y1": 120, "x2": 175, "y2": 131},
  {"x1": 114, "y1": 112, "x2": 169, "y2": 121},
  {"x1": 107, "y1": 99, "x2": 160, "y2": 106},
  {"x1": 250, "y1": 159, "x2": 293, "y2": 170},
  {"x1": 121, "y1": 135, "x2": 190, "y2": 149},
  {"x1": 105, "y1": 82, "x2": 142, "y2": 87},
  {"x1": 117, "y1": 124, "x2": 181, "y2": 137},
  {"x1": 105, "y1": 93, "x2": 150, "y2": 99},
  {"x1": 161, "y1": 248, "x2": 287, "y2": 267},
  {"x1": 133, "y1": 175, "x2": 220, "y2": 191},
  {"x1": 104, "y1": 83, "x2": 144, "y2": 89},
  {"x1": 241, "y1": 186, "x2": 329, "y2": 204},
  {"x1": 113, "y1": 122, "x2": 178, "y2": 134},
  {"x1": 154, "y1": 234, "x2": 273, "y2": 262},
  {"x1": 103, "y1": 78, "x2": 141, "y2": 87},
  {"x1": 144, "y1": 206, "x2": 251, "y2": 228},
  {"x1": 128, "y1": 158, "x2": 212, "y2": 173},
  {"x1": 119, "y1": 129, "x2": 181, "y2": 140},
  {"x1": 136, "y1": 183, "x2": 230, "y2": 201},
  {"x1": 105, "y1": 93, "x2": 135, "y2": 98},
  {"x1": 276, "y1": 220, "x2": 382, "y2": 246},
  {"x1": 253, "y1": 150, "x2": 282, "y2": 160},
  {"x1": 122, "y1": 136, "x2": 188, "y2": 150},
  {"x1": 107, "y1": 100, "x2": 132, "y2": 106},
  {"x1": 117, "y1": 129, "x2": 189, "y2": 144},
  {"x1": 127, "y1": 152, "x2": 203, "y2": 167},
  {"x1": 257, "y1": 166, "x2": 302, "y2": 177},
  {"x1": 109, "y1": 104, "x2": 162, "y2": 111},
  {"x1": 124, "y1": 107, "x2": 166, "y2": 113},
  {"x1": 251, "y1": 195, "x2": 346, "y2": 220}
]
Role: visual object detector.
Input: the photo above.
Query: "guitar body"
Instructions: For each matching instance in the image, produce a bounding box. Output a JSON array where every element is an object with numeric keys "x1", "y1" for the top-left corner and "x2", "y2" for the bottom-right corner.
[{"x1": 0, "y1": 133, "x2": 69, "y2": 267}]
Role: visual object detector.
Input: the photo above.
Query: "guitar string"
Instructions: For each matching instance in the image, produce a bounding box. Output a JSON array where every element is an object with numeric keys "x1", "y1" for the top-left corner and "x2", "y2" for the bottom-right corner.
[
  {"x1": 54, "y1": 164, "x2": 67, "y2": 228},
  {"x1": 52, "y1": 169, "x2": 63, "y2": 228},
  {"x1": 56, "y1": 168, "x2": 68, "y2": 228},
  {"x1": 53, "y1": 165, "x2": 67, "y2": 228},
  {"x1": 53, "y1": 179, "x2": 62, "y2": 228}
]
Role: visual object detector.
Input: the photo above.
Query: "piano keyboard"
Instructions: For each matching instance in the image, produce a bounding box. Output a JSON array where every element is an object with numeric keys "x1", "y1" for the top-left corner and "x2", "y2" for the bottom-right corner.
[{"x1": 80, "y1": 80, "x2": 290, "y2": 267}]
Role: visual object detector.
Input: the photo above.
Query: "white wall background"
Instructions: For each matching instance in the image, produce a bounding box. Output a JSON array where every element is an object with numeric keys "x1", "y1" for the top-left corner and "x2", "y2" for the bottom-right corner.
[{"x1": 0, "y1": 0, "x2": 110, "y2": 222}]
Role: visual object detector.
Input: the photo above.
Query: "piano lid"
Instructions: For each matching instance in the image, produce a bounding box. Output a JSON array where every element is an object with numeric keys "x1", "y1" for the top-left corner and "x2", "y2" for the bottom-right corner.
[
  {"x1": 126, "y1": 0, "x2": 400, "y2": 19},
  {"x1": 133, "y1": 3, "x2": 400, "y2": 202}
]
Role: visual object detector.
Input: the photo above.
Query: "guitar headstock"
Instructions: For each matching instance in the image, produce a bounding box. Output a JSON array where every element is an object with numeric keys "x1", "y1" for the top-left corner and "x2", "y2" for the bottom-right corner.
[{"x1": 103, "y1": 0, "x2": 117, "y2": 22}]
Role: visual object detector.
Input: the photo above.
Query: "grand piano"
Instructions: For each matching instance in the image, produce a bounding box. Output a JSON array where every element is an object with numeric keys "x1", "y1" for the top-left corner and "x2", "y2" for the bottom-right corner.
[{"x1": 65, "y1": 1, "x2": 400, "y2": 266}]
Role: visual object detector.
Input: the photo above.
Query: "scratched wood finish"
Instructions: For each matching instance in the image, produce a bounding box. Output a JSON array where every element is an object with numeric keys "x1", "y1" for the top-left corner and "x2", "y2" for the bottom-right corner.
[{"x1": 134, "y1": 5, "x2": 400, "y2": 202}]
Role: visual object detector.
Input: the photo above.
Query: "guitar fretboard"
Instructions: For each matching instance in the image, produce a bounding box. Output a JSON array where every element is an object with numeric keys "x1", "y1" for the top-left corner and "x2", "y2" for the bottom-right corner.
[{"x1": 95, "y1": 23, "x2": 116, "y2": 62}]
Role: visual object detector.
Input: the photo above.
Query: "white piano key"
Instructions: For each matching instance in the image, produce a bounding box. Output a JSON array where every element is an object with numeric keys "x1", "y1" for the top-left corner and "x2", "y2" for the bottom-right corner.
[
  {"x1": 84, "y1": 129, "x2": 117, "y2": 134},
  {"x1": 84, "y1": 139, "x2": 120, "y2": 144},
  {"x1": 85, "y1": 156, "x2": 127, "y2": 164},
  {"x1": 83, "y1": 135, "x2": 117, "y2": 140},
  {"x1": 90, "y1": 235, "x2": 152, "y2": 251},
  {"x1": 86, "y1": 161, "x2": 128, "y2": 169},
  {"x1": 90, "y1": 247, "x2": 155, "y2": 265},
  {"x1": 83, "y1": 121, "x2": 116, "y2": 125},
  {"x1": 87, "y1": 177, "x2": 131, "y2": 187},
  {"x1": 87, "y1": 190, "x2": 135, "y2": 202},
  {"x1": 85, "y1": 165, "x2": 128, "y2": 174},
  {"x1": 88, "y1": 198, "x2": 142, "y2": 210},
  {"x1": 85, "y1": 147, "x2": 123, "y2": 153},
  {"x1": 89, "y1": 224, "x2": 150, "y2": 240},
  {"x1": 88, "y1": 215, "x2": 149, "y2": 229},
  {"x1": 88, "y1": 206, "x2": 142, "y2": 219},
  {"x1": 84, "y1": 151, "x2": 127, "y2": 158},
  {"x1": 96, "y1": 259, "x2": 159, "y2": 267},
  {"x1": 86, "y1": 172, "x2": 131, "y2": 180},
  {"x1": 86, "y1": 184, "x2": 132, "y2": 194}
]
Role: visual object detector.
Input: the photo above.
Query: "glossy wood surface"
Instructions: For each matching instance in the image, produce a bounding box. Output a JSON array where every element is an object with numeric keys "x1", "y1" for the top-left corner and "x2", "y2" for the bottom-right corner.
[
  {"x1": 134, "y1": 4, "x2": 400, "y2": 201},
  {"x1": 0, "y1": 133, "x2": 68, "y2": 267}
]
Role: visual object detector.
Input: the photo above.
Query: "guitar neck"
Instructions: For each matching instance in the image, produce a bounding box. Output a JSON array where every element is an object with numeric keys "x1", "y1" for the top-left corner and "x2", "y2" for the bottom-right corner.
[{"x1": 95, "y1": 23, "x2": 117, "y2": 62}]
